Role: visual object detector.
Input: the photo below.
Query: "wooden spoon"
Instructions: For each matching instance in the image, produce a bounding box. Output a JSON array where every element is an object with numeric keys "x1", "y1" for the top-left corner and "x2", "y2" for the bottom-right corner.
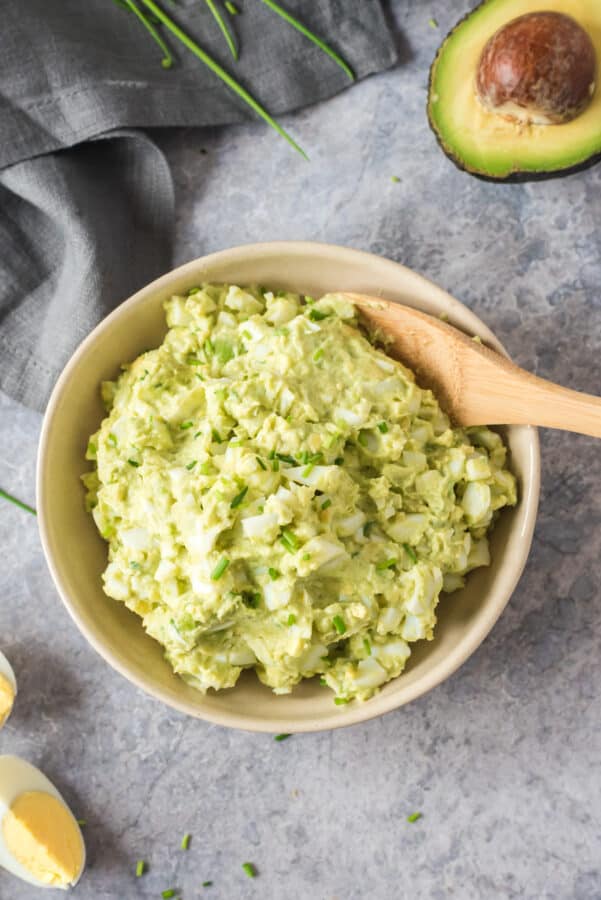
[{"x1": 344, "y1": 292, "x2": 601, "y2": 438}]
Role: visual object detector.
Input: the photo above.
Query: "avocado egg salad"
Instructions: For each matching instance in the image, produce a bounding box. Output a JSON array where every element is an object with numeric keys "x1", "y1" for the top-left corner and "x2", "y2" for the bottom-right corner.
[{"x1": 83, "y1": 284, "x2": 517, "y2": 703}]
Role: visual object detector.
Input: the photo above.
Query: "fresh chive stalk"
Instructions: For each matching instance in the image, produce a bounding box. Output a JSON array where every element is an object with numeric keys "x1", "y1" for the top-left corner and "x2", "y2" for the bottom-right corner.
[
  {"x1": 123, "y1": 0, "x2": 174, "y2": 68},
  {"x1": 137, "y1": 0, "x2": 307, "y2": 158},
  {"x1": 332, "y1": 614, "x2": 346, "y2": 635},
  {"x1": 274, "y1": 733, "x2": 291, "y2": 741},
  {"x1": 407, "y1": 811, "x2": 423, "y2": 822},
  {"x1": 204, "y1": 0, "x2": 238, "y2": 59},
  {"x1": 136, "y1": 860, "x2": 146, "y2": 876},
  {"x1": 0, "y1": 488, "x2": 36, "y2": 516},
  {"x1": 211, "y1": 557, "x2": 230, "y2": 580},
  {"x1": 403, "y1": 543, "x2": 417, "y2": 563},
  {"x1": 376, "y1": 558, "x2": 397, "y2": 571},
  {"x1": 242, "y1": 862, "x2": 257, "y2": 878},
  {"x1": 280, "y1": 529, "x2": 299, "y2": 553},
  {"x1": 181, "y1": 832, "x2": 191, "y2": 850},
  {"x1": 230, "y1": 485, "x2": 249, "y2": 508},
  {"x1": 260, "y1": 0, "x2": 354, "y2": 81}
]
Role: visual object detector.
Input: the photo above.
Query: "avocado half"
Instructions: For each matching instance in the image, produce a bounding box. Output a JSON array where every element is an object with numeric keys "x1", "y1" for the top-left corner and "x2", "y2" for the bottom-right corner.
[{"x1": 427, "y1": 0, "x2": 601, "y2": 179}]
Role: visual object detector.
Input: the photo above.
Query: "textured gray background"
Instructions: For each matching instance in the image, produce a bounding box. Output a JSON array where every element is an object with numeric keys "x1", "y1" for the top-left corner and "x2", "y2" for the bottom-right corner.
[{"x1": 2, "y1": 1, "x2": 600, "y2": 898}]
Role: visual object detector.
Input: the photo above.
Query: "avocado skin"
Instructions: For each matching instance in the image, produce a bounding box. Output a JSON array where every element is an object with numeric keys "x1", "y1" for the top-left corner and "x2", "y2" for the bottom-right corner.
[{"x1": 426, "y1": 0, "x2": 601, "y2": 182}]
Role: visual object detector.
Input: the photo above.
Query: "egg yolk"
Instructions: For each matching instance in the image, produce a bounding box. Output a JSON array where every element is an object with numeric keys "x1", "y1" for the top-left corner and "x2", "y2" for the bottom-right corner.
[
  {"x1": 0, "y1": 674, "x2": 15, "y2": 727},
  {"x1": 2, "y1": 791, "x2": 84, "y2": 886}
]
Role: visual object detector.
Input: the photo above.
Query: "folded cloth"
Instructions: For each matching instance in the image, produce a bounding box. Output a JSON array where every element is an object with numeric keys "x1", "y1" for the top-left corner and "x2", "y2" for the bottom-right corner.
[{"x1": 0, "y1": 0, "x2": 397, "y2": 411}]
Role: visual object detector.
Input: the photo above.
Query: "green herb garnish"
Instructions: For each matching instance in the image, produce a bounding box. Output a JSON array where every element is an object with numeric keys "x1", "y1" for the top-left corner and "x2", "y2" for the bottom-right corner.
[
  {"x1": 202, "y1": 882, "x2": 214, "y2": 888},
  {"x1": 377, "y1": 421, "x2": 389, "y2": 433},
  {"x1": 313, "y1": 348, "x2": 324, "y2": 362},
  {"x1": 287, "y1": 614, "x2": 297, "y2": 626},
  {"x1": 272, "y1": 458, "x2": 280, "y2": 472},
  {"x1": 162, "y1": 891, "x2": 176, "y2": 899},
  {"x1": 363, "y1": 638, "x2": 371, "y2": 655},
  {"x1": 357, "y1": 431, "x2": 368, "y2": 447},
  {"x1": 137, "y1": 0, "x2": 307, "y2": 158},
  {"x1": 407, "y1": 811, "x2": 423, "y2": 823},
  {"x1": 256, "y1": 456, "x2": 267, "y2": 470},
  {"x1": 186, "y1": 460, "x2": 197, "y2": 470},
  {"x1": 211, "y1": 429, "x2": 222, "y2": 443},
  {"x1": 242, "y1": 862, "x2": 257, "y2": 878},
  {"x1": 107, "y1": 432, "x2": 118, "y2": 447},
  {"x1": 334, "y1": 457, "x2": 344, "y2": 466},
  {"x1": 321, "y1": 498, "x2": 332, "y2": 510},
  {"x1": 376, "y1": 558, "x2": 397, "y2": 571},
  {"x1": 334, "y1": 697, "x2": 349, "y2": 705},
  {"x1": 428, "y1": 17, "x2": 438, "y2": 28},
  {"x1": 136, "y1": 860, "x2": 146, "y2": 877},
  {"x1": 211, "y1": 557, "x2": 230, "y2": 580},
  {"x1": 181, "y1": 833, "x2": 191, "y2": 850},
  {"x1": 127, "y1": 458, "x2": 141, "y2": 467},
  {"x1": 204, "y1": 0, "x2": 238, "y2": 59},
  {"x1": 0, "y1": 488, "x2": 36, "y2": 516},
  {"x1": 403, "y1": 543, "x2": 417, "y2": 563},
  {"x1": 77, "y1": 819, "x2": 87, "y2": 826},
  {"x1": 180, "y1": 420, "x2": 194, "y2": 430},
  {"x1": 391, "y1": 175, "x2": 400, "y2": 183},
  {"x1": 230, "y1": 485, "x2": 249, "y2": 508},
  {"x1": 308, "y1": 308, "x2": 329, "y2": 321},
  {"x1": 274, "y1": 733, "x2": 291, "y2": 741},
  {"x1": 260, "y1": 0, "x2": 354, "y2": 81},
  {"x1": 332, "y1": 615, "x2": 346, "y2": 635},
  {"x1": 280, "y1": 529, "x2": 299, "y2": 553},
  {"x1": 363, "y1": 521, "x2": 374, "y2": 537},
  {"x1": 268, "y1": 567, "x2": 281, "y2": 580},
  {"x1": 275, "y1": 452, "x2": 296, "y2": 465}
]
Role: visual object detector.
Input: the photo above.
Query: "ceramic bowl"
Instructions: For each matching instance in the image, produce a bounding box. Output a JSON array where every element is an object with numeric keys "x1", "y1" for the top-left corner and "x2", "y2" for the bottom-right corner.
[{"x1": 37, "y1": 242, "x2": 540, "y2": 732}]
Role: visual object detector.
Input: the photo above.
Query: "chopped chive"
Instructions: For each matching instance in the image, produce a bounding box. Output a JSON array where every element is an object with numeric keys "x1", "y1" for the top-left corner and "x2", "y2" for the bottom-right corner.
[
  {"x1": 428, "y1": 17, "x2": 438, "y2": 28},
  {"x1": 274, "y1": 733, "x2": 292, "y2": 741},
  {"x1": 242, "y1": 591, "x2": 260, "y2": 608},
  {"x1": 204, "y1": 0, "x2": 238, "y2": 58},
  {"x1": 391, "y1": 175, "x2": 400, "y2": 183},
  {"x1": 377, "y1": 421, "x2": 389, "y2": 434},
  {"x1": 127, "y1": 458, "x2": 141, "y2": 467},
  {"x1": 268, "y1": 449, "x2": 276, "y2": 459},
  {"x1": 230, "y1": 485, "x2": 249, "y2": 508},
  {"x1": 77, "y1": 819, "x2": 87, "y2": 826},
  {"x1": 313, "y1": 347, "x2": 324, "y2": 362},
  {"x1": 242, "y1": 862, "x2": 256, "y2": 878},
  {"x1": 211, "y1": 557, "x2": 230, "y2": 580},
  {"x1": 0, "y1": 488, "x2": 37, "y2": 516},
  {"x1": 334, "y1": 457, "x2": 344, "y2": 466},
  {"x1": 403, "y1": 543, "x2": 418, "y2": 563},
  {"x1": 280, "y1": 529, "x2": 299, "y2": 553},
  {"x1": 272, "y1": 458, "x2": 280, "y2": 472},
  {"x1": 274, "y1": 326, "x2": 290, "y2": 337},
  {"x1": 301, "y1": 552, "x2": 311, "y2": 561},
  {"x1": 186, "y1": 354, "x2": 202, "y2": 365},
  {"x1": 138, "y1": 0, "x2": 307, "y2": 158},
  {"x1": 202, "y1": 882, "x2": 214, "y2": 888},
  {"x1": 260, "y1": 0, "x2": 354, "y2": 80},
  {"x1": 363, "y1": 638, "x2": 371, "y2": 656},
  {"x1": 268, "y1": 567, "x2": 281, "y2": 580},
  {"x1": 256, "y1": 456, "x2": 267, "y2": 470},
  {"x1": 321, "y1": 498, "x2": 332, "y2": 510},
  {"x1": 407, "y1": 811, "x2": 423, "y2": 823},
  {"x1": 108, "y1": 432, "x2": 118, "y2": 447},
  {"x1": 308, "y1": 308, "x2": 329, "y2": 321},
  {"x1": 287, "y1": 614, "x2": 297, "y2": 626},
  {"x1": 130, "y1": 561, "x2": 141, "y2": 570},
  {"x1": 332, "y1": 615, "x2": 346, "y2": 635},
  {"x1": 186, "y1": 460, "x2": 197, "y2": 470},
  {"x1": 181, "y1": 833, "x2": 191, "y2": 850},
  {"x1": 180, "y1": 420, "x2": 194, "y2": 430},
  {"x1": 122, "y1": 0, "x2": 174, "y2": 68},
  {"x1": 302, "y1": 463, "x2": 315, "y2": 478},
  {"x1": 376, "y1": 558, "x2": 397, "y2": 571},
  {"x1": 211, "y1": 429, "x2": 222, "y2": 443},
  {"x1": 136, "y1": 860, "x2": 146, "y2": 877},
  {"x1": 334, "y1": 697, "x2": 349, "y2": 705},
  {"x1": 357, "y1": 431, "x2": 368, "y2": 447},
  {"x1": 363, "y1": 521, "x2": 374, "y2": 537},
  {"x1": 162, "y1": 891, "x2": 176, "y2": 899},
  {"x1": 276, "y1": 452, "x2": 296, "y2": 465},
  {"x1": 319, "y1": 677, "x2": 327, "y2": 686}
]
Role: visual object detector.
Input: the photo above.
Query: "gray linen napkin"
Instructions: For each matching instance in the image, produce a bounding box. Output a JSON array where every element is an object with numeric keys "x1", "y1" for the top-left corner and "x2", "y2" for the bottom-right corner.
[{"x1": 0, "y1": 0, "x2": 397, "y2": 411}]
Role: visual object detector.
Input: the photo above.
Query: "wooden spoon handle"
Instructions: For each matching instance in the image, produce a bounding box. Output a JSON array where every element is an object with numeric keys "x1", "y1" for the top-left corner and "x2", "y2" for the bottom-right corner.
[{"x1": 465, "y1": 354, "x2": 601, "y2": 438}]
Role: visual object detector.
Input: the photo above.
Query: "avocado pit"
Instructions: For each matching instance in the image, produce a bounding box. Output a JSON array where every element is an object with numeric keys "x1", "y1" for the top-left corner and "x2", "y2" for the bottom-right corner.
[{"x1": 476, "y1": 11, "x2": 597, "y2": 125}]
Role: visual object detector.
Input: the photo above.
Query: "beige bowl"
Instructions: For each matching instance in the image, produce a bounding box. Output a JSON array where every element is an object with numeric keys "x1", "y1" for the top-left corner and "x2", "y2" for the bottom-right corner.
[{"x1": 37, "y1": 242, "x2": 540, "y2": 733}]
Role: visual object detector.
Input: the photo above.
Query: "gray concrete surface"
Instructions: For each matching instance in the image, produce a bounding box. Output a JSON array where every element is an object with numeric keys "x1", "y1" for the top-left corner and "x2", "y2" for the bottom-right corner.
[{"x1": 1, "y1": 1, "x2": 600, "y2": 897}]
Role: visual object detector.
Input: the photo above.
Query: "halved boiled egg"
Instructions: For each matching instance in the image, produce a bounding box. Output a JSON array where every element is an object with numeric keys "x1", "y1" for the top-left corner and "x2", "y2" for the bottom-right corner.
[
  {"x1": 0, "y1": 756, "x2": 85, "y2": 889},
  {"x1": 0, "y1": 650, "x2": 17, "y2": 728}
]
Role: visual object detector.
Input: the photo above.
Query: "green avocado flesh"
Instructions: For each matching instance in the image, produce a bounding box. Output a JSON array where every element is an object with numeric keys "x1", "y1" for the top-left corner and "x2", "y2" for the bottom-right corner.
[
  {"x1": 428, "y1": 0, "x2": 601, "y2": 178},
  {"x1": 83, "y1": 285, "x2": 516, "y2": 703}
]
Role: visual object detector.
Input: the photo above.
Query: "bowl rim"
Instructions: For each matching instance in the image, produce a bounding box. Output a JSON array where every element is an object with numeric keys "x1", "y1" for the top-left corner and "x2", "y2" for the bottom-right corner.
[{"x1": 37, "y1": 241, "x2": 541, "y2": 732}]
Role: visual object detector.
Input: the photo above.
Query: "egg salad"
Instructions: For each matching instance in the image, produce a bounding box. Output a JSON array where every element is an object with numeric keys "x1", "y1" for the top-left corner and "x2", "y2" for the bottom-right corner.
[{"x1": 83, "y1": 285, "x2": 517, "y2": 702}]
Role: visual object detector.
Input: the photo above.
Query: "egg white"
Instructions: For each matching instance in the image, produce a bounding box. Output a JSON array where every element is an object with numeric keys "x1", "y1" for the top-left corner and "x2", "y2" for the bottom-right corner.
[
  {"x1": 0, "y1": 756, "x2": 85, "y2": 890},
  {"x1": 0, "y1": 650, "x2": 16, "y2": 695}
]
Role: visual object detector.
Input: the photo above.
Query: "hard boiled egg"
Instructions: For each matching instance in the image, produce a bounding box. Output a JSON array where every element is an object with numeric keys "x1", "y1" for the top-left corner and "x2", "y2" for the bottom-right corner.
[
  {"x1": 0, "y1": 756, "x2": 85, "y2": 889},
  {"x1": 0, "y1": 650, "x2": 16, "y2": 728}
]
